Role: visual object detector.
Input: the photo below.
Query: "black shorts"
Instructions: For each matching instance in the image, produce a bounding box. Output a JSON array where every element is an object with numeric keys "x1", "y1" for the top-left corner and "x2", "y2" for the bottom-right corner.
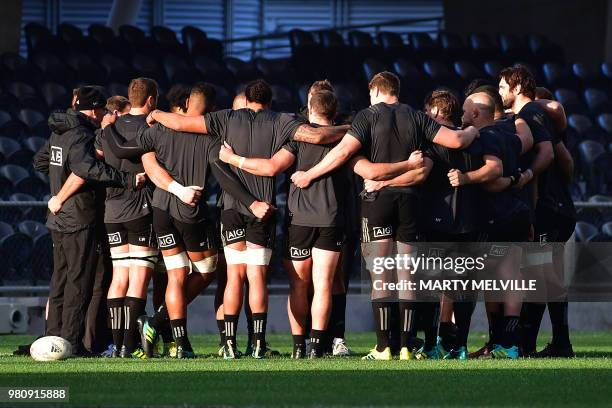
[
  {"x1": 105, "y1": 215, "x2": 156, "y2": 248},
  {"x1": 220, "y1": 209, "x2": 275, "y2": 248},
  {"x1": 152, "y1": 207, "x2": 217, "y2": 252},
  {"x1": 286, "y1": 224, "x2": 344, "y2": 260},
  {"x1": 534, "y1": 206, "x2": 576, "y2": 244},
  {"x1": 360, "y1": 192, "x2": 418, "y2": 243}
]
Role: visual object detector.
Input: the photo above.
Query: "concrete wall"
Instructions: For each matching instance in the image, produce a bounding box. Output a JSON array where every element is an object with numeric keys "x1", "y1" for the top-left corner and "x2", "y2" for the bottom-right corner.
[
  {"x1": 443, "y1": 0, "x2": 608, "y2": 64},
  {"x1": 0, "y1": 0, "x2": 22, "y2": 54}
]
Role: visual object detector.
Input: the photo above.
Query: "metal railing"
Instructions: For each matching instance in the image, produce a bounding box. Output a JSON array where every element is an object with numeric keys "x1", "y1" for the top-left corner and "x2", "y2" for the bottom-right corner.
[{"x1": 222, "y1": 16, "x2": 444, "y2": 59}]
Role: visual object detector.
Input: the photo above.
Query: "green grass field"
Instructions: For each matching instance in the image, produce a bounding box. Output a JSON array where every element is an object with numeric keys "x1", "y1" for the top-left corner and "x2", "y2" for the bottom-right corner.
[{"x1": 1, "y1": 332, "x2": 611, "y2": 407}]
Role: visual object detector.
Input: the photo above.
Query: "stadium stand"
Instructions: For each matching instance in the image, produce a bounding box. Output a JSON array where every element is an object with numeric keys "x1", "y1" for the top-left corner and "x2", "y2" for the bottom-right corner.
[{"x1": 1, "y1": 20, "x2": 612, "y2": 284}]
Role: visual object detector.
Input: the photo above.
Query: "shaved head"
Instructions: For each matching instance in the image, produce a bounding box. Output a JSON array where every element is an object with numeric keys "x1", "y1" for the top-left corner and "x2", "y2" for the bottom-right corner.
[{"x1": 462, "y1": 92, "x2": 496, "y2": 128}]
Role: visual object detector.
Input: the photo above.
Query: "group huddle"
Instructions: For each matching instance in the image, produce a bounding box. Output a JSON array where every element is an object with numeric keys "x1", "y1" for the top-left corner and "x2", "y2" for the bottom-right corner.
[{"x1": 33, "y1": 63, "x2": 576, "y2": 361}]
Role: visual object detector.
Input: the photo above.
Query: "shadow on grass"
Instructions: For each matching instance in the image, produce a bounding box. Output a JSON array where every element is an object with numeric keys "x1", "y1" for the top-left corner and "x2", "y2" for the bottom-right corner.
[{"x1": 1, "y1": 368, "x2": 611, "y2": 407}]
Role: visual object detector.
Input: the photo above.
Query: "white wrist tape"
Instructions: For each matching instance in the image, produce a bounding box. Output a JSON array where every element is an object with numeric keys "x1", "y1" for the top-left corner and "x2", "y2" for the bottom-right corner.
[
  {"x1": 192, "y1": 254, "x2": 218, "y2": 274},
  {"x1": 168, "y1": 181, "x2": 186, "y2": 198},
  {"x1": 238, "y1": 157, "x2": 246, "y2": 169},
  {"x1": 224, "y1": 247, "x2": 246, "y2": 265},
  {"x1": 163, "y1": 252, "x2": 190, "y2": 269},
  {"x1": 245, "y1": 247, "x2": 273, "y2": 266}
]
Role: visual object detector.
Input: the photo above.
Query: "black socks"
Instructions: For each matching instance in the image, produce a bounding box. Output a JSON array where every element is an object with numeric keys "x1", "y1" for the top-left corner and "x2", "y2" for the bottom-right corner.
[
  {"x1": 170, "y1": 318, "x2": 191, "y2": 350},
  {"x1": 107, "y1": 297, "x2": 125, "y2": 349},
  {"x1": 224, "y1": 314, "x2": 238, "y2": 348}
]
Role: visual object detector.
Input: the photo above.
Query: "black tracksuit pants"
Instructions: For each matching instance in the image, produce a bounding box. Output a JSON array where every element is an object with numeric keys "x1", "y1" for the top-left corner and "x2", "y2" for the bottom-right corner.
[{"x1": 46, "y1": 226, "x2": 99, "y2": 354}]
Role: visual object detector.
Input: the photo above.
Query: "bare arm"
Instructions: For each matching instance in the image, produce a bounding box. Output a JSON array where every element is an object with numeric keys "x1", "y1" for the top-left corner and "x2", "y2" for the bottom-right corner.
[
  {"x1": 292, "y1": 124, "x2": 350, "y2": 145},
  {"x1": 554, "y1": 141, "x2": 574, "y2": 184},
  {"x1": 47, "y1": 172, "x2": 87, "y2": 215},
  {"x1": 220, "y1": 143, "x2": 296, "y2": 177},
  {"x1": 141, "y1": 152, "x2": 203, "y2": 207},
  {"x1": 432, "y1": 125, "x2": 479, "y2": 149},
  {"x1": 148, "y1": 110, "x2": 208, "y2": 134},
  {"x1": 514, "y1": 118, "x2": 534, "y2": 155},
  {"x1": 536, "y1": 99, "x2": 567, "y2": 132},
  {"x1": 448, "y1": 155, "x2": 503, "y2": 186},
  {"x1": 291, "y1": 135, "x2": 362, "y2": 188},
  {"x1": 350, "y1": 150, "x2": 423, "y2": 181},
  {"x1": 364, "y1": 158, "x2": 433, "y2": 191}
]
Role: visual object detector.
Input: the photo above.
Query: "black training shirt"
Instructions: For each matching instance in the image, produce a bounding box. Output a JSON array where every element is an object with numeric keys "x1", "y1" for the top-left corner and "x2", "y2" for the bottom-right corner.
[{"x1": 205, "y1": 108, "x2": 302, "y2": 217}]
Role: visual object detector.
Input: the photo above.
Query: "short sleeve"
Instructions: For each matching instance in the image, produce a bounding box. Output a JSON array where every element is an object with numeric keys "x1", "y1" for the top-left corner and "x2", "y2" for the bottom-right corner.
[
  {"x1": 480, "y1": 131, "x2": 503, "y2": 159},
  {"x1": 518, "y1": 105, "x2": 552, "y2": 145},
  {"x1": 204, "y1": 110, "x2": 231, "y2": 138},
  {"x1": 94, "y1": 128, "x2": 103, "y2": 151},
  {"x1": 347, "y1": 109, "x2": 372, "y2": 145},
  {"x1": 414, "y1": 111, "x2": 442, "y2": 142},
  {"x1": 135, "y1": 126, "x2": 158, "y2": 153},
  {"x1": 275, "y1": 113, "x2": 302, "y2": 145},
  {"x1": 282, "y1": 140, "x2": 299, "y2": 155}
]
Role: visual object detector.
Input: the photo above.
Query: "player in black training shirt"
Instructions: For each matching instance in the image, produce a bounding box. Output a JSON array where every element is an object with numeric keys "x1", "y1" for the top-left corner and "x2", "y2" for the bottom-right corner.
[
  {"x1": 145, "y1": 79, "x2": 348, "y2": 359},
  {"x1": 91, "y1": 78, "x2": 159, "y2": 359},
  {"x1": 499, "y1": 66, "x2": 576, "y2": 358},
  {"x1": 218, "y1": 91, "x2": 346, "y2": 358},
  {"x1": 291, "y1": 72, "x2": 479, "y2": 360},
  {"x1": 452, "y1": 92, "x2": 533, "y2": 359}
]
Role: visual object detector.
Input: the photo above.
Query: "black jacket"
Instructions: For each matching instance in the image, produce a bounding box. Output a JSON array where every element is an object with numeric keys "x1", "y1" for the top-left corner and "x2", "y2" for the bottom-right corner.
[{"x1": 33, "y1": 110, "x2": 132, "y2": 232}]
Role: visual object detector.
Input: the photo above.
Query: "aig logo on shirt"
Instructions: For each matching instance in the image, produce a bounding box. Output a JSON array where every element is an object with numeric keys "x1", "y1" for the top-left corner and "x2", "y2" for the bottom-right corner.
[
  {"x1": 107, "y1": 232, "x2": 122, "y2": 245},
  {"x1": 290, "y1": 247, "x2": 311, "y2": 259},
  {"x1": 225, "y1": 229, "x2": 245, "y2": 241},
  {"x1": 372, "y1": 226, "x2": 392, "y2": 238},
  {"x1": 50, "y1": 146, "x2": 63, "y2": 166},
  {"x1": 158, "y1": 234, "x2": 176, "y2": 248}
]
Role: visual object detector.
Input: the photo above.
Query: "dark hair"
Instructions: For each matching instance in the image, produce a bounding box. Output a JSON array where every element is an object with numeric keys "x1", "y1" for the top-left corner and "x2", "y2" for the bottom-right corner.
[
  {"x1": 500, "y1": 64, "x2": 536, "y2": 100},
  {"x1": 244, "y1": 79, "x2": 273, "y2": 105},
  {"x1": 464, "y1": 78, "x2": 493, "y2": 97},
  {"x1": 309, "y1": 90, "x2": 338, "y2": 120},
  {"x1": 128, "y1": 77, "x2": 158, "y2": 107},
  {"x1": 106, "y1": 95, "x2": 131, "y2": 113},
  {"x1": 535, "y1": 86, "x2": 555, "y2": 100},
  {"x1": 166, "y1": 85, "x2": 189, "y2": 113},
  {"x1": 424, "y1": 88, "x2": 461, "y2": 126},
  {"x1": 471, "y1": 85, "x2": 504, "y2": 114},
  {"x1": 309, "y1": 79, "x2": 334, "y2": 95},
  {"x1": 190, "y1": 82, "x2": 217, "y2": 106},
  {"x1": 368, "y1": 71, "x2": 400, "y2": 96}
]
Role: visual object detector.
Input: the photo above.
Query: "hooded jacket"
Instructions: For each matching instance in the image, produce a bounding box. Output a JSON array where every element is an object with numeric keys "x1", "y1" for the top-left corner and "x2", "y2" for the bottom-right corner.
[{"x1": 33, "y1": 109, "x2": 131, "y2": 232}]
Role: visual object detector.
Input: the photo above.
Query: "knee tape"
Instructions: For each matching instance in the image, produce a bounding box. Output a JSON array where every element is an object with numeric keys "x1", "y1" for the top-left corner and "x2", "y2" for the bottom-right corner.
[
  {"x1": 192, "y1": 254, "x2": 218, "y2": 274},
  {"x1": 224, "y1": 247, "x2": 246, "y2": 265},
  {"x1": 110, "y1": 249, "x2": 130, "y2": 268},
  {"x1": 163, "y1": 252, "x2": 190, "y2": 270},
  {"x1": 130, "y1": 250, "x2": 159, "y2": 268},
  {"x1": 245, "y1": 247, "x2": 273, "y2": 266}
]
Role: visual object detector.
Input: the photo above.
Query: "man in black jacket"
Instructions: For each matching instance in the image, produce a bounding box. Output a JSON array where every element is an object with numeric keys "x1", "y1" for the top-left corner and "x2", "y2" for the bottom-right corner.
[{"x1": 33, "y1": 86, "x2": 142, "y2": 356}]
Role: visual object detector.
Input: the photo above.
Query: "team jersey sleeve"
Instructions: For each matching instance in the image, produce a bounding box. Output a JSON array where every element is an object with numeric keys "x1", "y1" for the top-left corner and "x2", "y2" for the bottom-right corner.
[
  {"x1": 135, "y1": 126, "x2": 159, "y2": 153},
  {"x1": 414, "y1": 111, "x2": 442, "y2": 142},
  {"x1": 282, "y1": 140, "x2": 299, "y2": 155},
  {"x1": 479, "y1": 132, "x2": 503, "y2": 159},
  {"x1": 347, "y1": 109, "x2": 372, "y2": 145},
  {"x1": 204, "y1": 109, "x2": 231, "y2": 138},
  {"x1": 94, "y1": 128, "x2": 103, "y2": 151},
  {"x1": 518, "y1": 106, "x2": 552, "y2": 145},
  {"x1": 275, "y1": 113, "x2": 303, "y2": 146}
]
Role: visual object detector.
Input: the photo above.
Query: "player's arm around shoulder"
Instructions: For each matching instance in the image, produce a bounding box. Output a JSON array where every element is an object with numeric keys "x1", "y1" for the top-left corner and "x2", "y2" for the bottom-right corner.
[{"x1": 219, "y1": 141, "x2": 296, "y2": 177}]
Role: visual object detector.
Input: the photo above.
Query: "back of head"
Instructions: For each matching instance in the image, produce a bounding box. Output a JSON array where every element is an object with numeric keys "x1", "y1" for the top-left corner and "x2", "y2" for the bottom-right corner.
[
  {"x1": 309, "y1": 79, "x2": 335, "y2": 96},
  {"x1": 244, "y1": 79, "x2": 272, "y2": 106},
  {"x1": 166, "y1": 85, "x2": 189, "y2": 113},
  {"x1": 368, "y1": 71, "x2": 400, "y2": 97},
  {"x1": 464, "y1": 78, "x2": 493, "y2": 98},
  {"x1": 471, "y1": 85, "x2": 504, "y2": 115},
  {"x1": 128, "y1": 77, "x2": 159, "y2": 108},
  {"x1": 309, "y1": 90, "x2": 338, "y2": 121},
  {"x1": 468, "y1": 92, "x2": 495, "y2": 122},
  {"x1": 189, "y1": 82, "x2": 217, "y2": 114},
  {"x1": 499, "y1": 64, "x2": 536, "y2": 100},
  {"x1": 424, "y1": 88, "x2": 461, "y2": 126},
  {"x1": 106, "y1": 95, "x2": 131, "y2": 114},
  {"x1": 535, "y1": 86, "x2": 555, "y2": 101}
]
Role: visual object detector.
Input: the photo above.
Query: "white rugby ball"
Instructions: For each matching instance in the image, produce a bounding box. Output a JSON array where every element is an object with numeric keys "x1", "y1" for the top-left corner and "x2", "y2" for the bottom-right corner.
[{"x1": 30, "y1": 336, "x2": 72, "y2": 361}]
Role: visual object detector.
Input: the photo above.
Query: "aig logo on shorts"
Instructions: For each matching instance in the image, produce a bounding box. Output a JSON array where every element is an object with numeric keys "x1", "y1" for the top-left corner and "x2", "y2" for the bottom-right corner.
[
  {"x1": 107, "y1": 232, "x2": 122, "y2": 245},
  {"x1": 290, "y1": 247, "x2": 311, "y2": 259},
  {"x1": 158, "y1": 233, "x2": 176, "y2": 248},
  {"x1": 372, "y1": 226, "x2": 392, "y2": 238},
  {"x1": 429, "y1": 247, "x2": 445, "y2": 257},
  {"x1": 489, "y1": 245, "x2": 509, "y2": 257},
  {"x1": 50, "y1": 146, "x2": 63, "y2": 166},
  {"x1": 225, "y1": 229, "x2": 245, "y2": 241}
]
